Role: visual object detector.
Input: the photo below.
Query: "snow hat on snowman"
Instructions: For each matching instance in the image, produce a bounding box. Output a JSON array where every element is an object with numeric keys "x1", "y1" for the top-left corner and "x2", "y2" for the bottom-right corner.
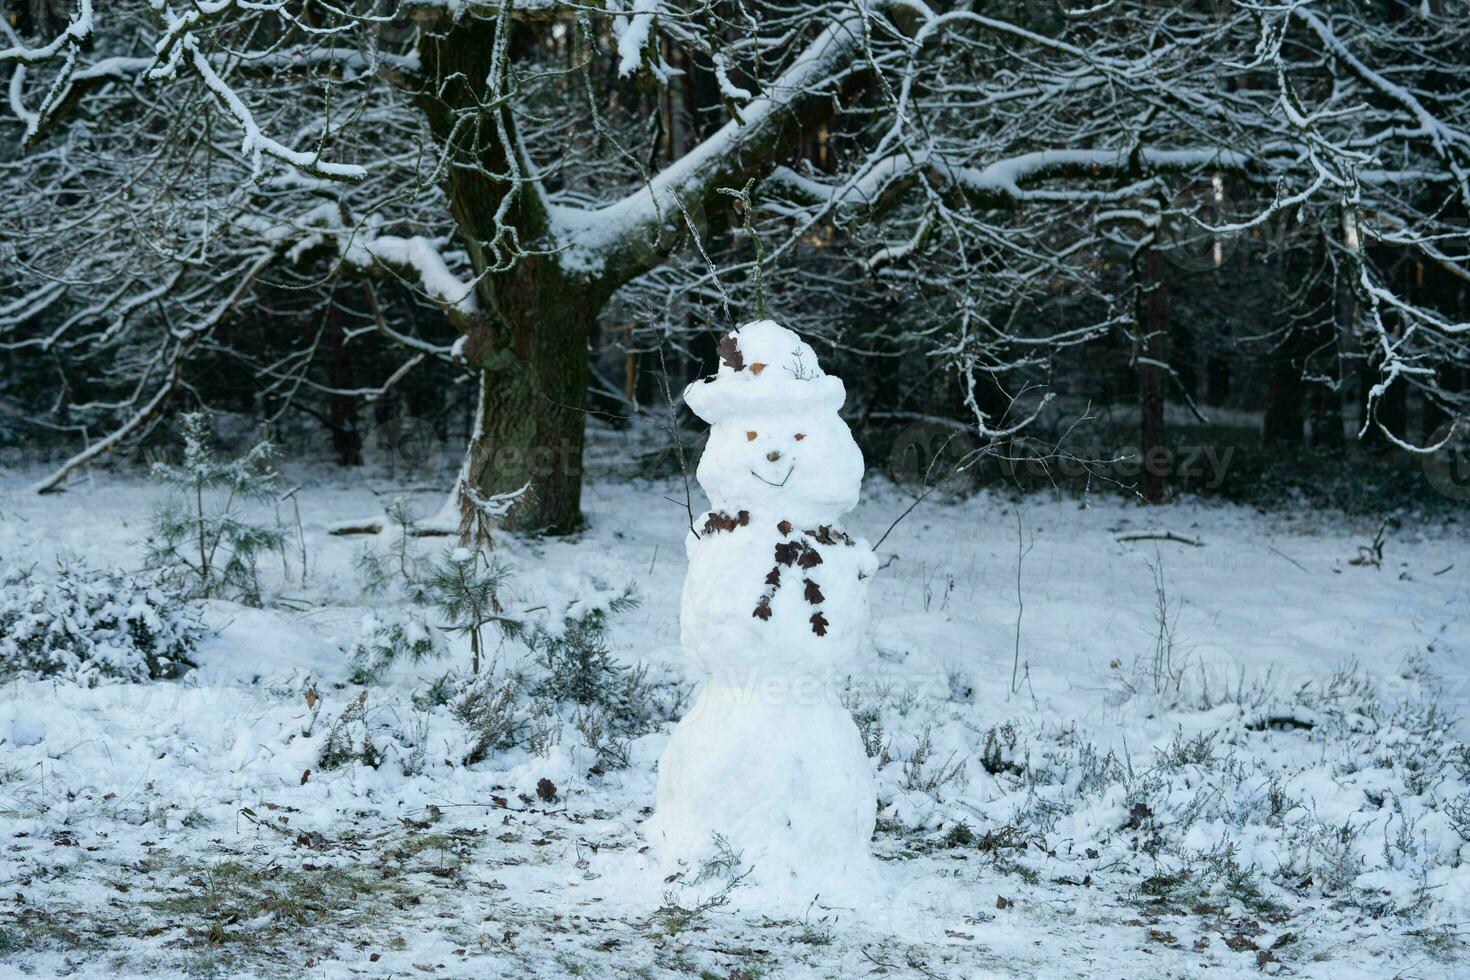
[
  {"x1": 682, "y1": 320, "x2": 844, "y2": 422},
  {"x1": 683, "y1": 321, "x2": 864, "y2": 524}
]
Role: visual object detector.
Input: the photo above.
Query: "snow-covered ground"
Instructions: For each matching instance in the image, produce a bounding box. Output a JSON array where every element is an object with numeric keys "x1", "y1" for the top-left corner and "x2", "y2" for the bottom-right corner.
[{"x1": 3, "y1": 428, "x2": 1469, "y2": 978}]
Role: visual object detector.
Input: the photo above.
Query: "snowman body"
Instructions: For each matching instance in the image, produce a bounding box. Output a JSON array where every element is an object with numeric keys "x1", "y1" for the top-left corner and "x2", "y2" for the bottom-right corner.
[{"x1": 650, "y1": 321, "x2": 878, "y2": 902}]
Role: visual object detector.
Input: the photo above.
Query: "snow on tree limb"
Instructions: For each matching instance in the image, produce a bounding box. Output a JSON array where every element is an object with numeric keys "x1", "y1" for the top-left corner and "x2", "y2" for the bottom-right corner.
[
  {"x1": 5, "y1": 1, "x2": 364, "y2": 179},
  {"x1": 0, "y1": 0, "x2": 93, "y2": 65},
  {"x1": 553, "y1": 7, "x2": 870, "y2": 280},
  {"x1": 343, "y1": 235, "x2": 480, "y2": 320},
  {"x1": 185, "y1": 40, "x2": 364, "y2": 182},
  {"x1": 1295, "y1": 7, "x2": 1470, "y2": 207}
]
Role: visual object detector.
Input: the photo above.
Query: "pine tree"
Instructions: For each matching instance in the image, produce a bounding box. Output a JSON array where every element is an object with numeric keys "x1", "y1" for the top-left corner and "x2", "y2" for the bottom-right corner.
[
  {"x1": 422, "y1": 547, "x2": 514, "y2": 675},
  {"x1": 345, "y1": 611, "x2": 446, "y2": 685},
  {"x1": 145, "y1": 413, "x2": 286, "y2": 605}
]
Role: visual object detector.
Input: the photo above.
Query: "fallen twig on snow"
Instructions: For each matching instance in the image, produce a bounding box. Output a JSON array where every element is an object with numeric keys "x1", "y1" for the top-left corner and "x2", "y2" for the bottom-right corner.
[
  {"x1": 327, "y1": 516, "x2": 454, "y2": 537},
  {"x1": 1268, "y1": 545, "x2": 1308, "y2": 572},
  {"x1": 1116, "y1": 530, "x2": 1204, "y2": 547}
]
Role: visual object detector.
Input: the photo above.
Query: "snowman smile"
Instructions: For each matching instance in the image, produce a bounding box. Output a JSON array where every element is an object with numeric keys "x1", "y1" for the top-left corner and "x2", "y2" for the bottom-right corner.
[{"x1": 750, "y1": 462, "x2": 794, "y2": 487}]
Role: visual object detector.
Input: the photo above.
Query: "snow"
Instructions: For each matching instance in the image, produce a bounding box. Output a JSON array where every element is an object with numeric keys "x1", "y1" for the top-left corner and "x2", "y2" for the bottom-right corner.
[
  {"x1": 343, "y1": 233, "x2": 480, "y2": 315},
  {"x1": 653, "y1": 323, "x2": 878, "y2": 906},
  {"x1": 615, "y1": 0, "x2": 660, "y2": 78},
  {"x1": 2, "y1": 430, "x2": 1470, "y2": 976},
  {"x1": 0, "y1": 0, "x2": 92, "y2": 65},
  {"x1": 954, "y1": 147, "x2": 1252, "y2": 199},
  {"x1": 183, "y1": 37, "x2": 366, "y2": 182},
  {"x1": 712, "y1": 52, "x2": 753, "y2": 102},
  {"x1": 683, "y1": 320, "x2": 863, "y2": 526}
]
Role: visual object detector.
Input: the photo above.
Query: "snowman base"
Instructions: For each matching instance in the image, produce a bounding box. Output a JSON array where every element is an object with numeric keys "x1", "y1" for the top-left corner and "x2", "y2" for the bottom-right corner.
[{"x1": 650, "y1": 681, "x2": 878, "y2": 907}]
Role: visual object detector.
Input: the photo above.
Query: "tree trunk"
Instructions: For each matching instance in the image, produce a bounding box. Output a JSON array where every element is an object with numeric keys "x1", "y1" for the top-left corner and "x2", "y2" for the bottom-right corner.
[
  {"x1": 1139, "y1": 250, "x2": 1168, "y2": 505},
  {"x1": 1263, "y1": 243, "x2": 1327, "y2": 449},
  {"x1": 1309, "y1": 383, "x2": 1344, "y2": 450},
  {"x1": 1205, "y1": 353, "x2": 1231, "y2": 406},
  {"x1": 460, "y1": 259, "x2": 604, "y2": 534},
  {"x1": 1169, "y1": 314, "x2": 1198, "y2": 407},
  {"x1": 412, "y1": 9, "x2": 846, "y2": 533},
  {"x1": 1308, "y1": 303, "x2": 1345, "y2": 451},
  {"x1": 417, "y1": 17, "x2": 597, "y2": 533},
  {"x1": 1263, "y1": 352, "x2": 1306, "y2": 447},
  {"x1": 325, "y1": 287, "x2": 361, "y2": 466}
]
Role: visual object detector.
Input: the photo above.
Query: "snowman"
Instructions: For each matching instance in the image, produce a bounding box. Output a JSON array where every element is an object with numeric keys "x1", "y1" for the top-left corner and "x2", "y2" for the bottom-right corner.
[{"x1": 649, "y1": 320, "x2": 878, "y2": 904}]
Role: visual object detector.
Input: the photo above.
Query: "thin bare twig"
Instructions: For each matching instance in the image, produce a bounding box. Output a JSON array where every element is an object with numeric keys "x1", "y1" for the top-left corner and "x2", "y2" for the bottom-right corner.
[
  {"x1": 1010, "y1": 509, "x2": 1035, "y2": 698},
  {"x1": 1268, "y1": 545, "x2": 1308, "y2": 572},
  {"x1": 873, "y1": 485, "x2": 937, "y2": 552},
  {"x1": 657, "y1": 346, "x2": 698, "y2": 539}
]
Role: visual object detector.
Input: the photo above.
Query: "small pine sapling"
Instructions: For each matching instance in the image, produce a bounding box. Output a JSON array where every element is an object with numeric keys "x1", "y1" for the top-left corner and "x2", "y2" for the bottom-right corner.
[
  {"x1": 423, "y1": 547, "x2": 514, "y2": 674},
  {"x1": 345, "y1": 611, "x2": 447, "y2": 684},
  {"x1": 145, "y1": 413, "x2": 286, "y2": 605},
  {"x1": 526, "y1": 587, "x2": 679, "y2": 767},
  {"x1": 354, "y1": 498, "x2": 430, "y2": 601},
  {"x1": 412, "y1": 671, "x2": 460, "y2": 710},
  {"x1": 384, "y1": 498, "x2": 422, "y2": 582},
  {"x1": 528, "y1": 586, "x2": 641, "y2": 706}
]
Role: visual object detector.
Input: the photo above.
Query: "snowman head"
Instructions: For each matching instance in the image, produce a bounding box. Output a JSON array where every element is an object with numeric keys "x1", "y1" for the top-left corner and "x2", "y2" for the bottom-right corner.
[{"x1": 684, "y1": 321, "x2": 864, "y2": 526}]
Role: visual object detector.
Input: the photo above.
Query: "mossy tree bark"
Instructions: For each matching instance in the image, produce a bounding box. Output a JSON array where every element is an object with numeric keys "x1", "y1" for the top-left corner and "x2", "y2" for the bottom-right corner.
[
  {"x1": 463, "y1": 262, "x2": 611, "y2": 534},
  {"x1": 415, "y1": 17, "x2": 608, "y2": 533}
]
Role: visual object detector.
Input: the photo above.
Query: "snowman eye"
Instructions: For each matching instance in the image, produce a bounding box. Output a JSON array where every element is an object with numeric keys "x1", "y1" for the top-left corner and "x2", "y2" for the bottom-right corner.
[
  {"x1": 794, "y1": 433, "x2": 806, "y2": 441},
  {"x1": 746, "y1": 431, "x2": 758, "y2": 441}
]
